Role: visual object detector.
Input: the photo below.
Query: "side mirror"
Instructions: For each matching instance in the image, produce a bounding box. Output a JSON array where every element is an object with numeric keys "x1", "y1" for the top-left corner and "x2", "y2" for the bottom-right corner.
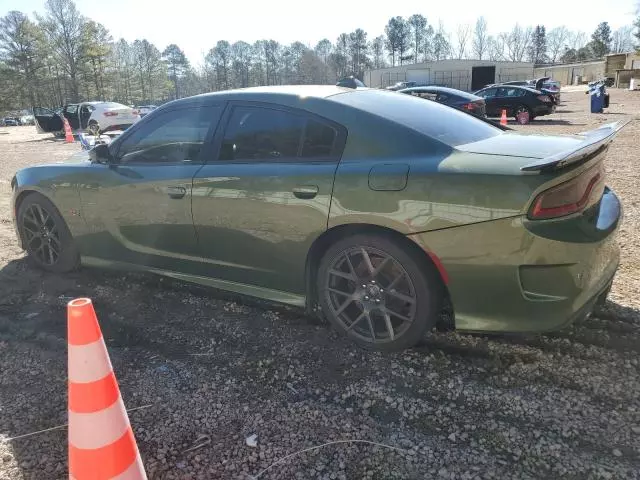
[{"x1": 89, "y1": 143, "x2": 112, "y2": 164}]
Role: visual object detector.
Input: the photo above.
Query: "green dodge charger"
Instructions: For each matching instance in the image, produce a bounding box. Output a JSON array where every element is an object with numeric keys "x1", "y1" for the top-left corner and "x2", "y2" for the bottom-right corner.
[{"x1": 12, "y1": 86, "x2": 625, "y2": 351}]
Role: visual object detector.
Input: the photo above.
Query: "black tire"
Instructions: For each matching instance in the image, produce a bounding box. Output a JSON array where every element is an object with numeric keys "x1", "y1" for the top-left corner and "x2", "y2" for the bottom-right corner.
[
  {"x1": 17, "y1": 193, "x2": 79, "y2": 273},
  {"x1": 316, "y1": 233, "x2": 443, "y2": 352}
]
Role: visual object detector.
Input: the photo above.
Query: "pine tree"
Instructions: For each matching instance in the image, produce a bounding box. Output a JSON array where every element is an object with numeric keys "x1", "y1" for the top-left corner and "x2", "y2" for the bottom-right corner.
[
  {"x1": 590, "y1": 22, "x2": 612, "y2": 58},
  {"x1": 528, "y1": 25, "x2": 547, "y2": 64},
  {"x1": 162, "y1": 44, "x2": 189, "y2": 99}
]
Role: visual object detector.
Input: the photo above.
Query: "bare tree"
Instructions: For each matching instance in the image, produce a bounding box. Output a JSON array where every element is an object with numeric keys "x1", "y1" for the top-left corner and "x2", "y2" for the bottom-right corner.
[
  {"x1": 611, "y1": 26, "x2": 634, "y2": 53},
  {"x1": 503, "y1": 24, "x2": 532, "y2": 62},
  {"x1": 569, "y1": 31, "x2": 588, "y2": 51},
  {"x1": 455, "y1": 24, "x2": 471, "y2": 59},
  {"x1": 487, "y1": 35, "x2": 504, "y2": 60},
  {"x1": 472, "y1": 17, "x2": 488, "y2": 60},
  {"x1": 547, "y1": 26, "x2": 570, "y2": 63}
]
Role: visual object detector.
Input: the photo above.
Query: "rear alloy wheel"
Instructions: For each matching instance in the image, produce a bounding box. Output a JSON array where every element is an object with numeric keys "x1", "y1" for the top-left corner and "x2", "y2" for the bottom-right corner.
[
  {"x1": 514, "y1": 105, "x2": 532, "y2": 123},
  {"x1": 317, "y1": 234, "x2": 442, "y2": 351},
  {"x1": 18, "y1": 193, "x2": 79, "y2": 273}
]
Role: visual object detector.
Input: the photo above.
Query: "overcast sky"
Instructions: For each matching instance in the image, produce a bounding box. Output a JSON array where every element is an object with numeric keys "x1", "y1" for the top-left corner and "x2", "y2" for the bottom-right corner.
[{"x1": 2, "y1": 0, "x2": 638, "y2": 63}]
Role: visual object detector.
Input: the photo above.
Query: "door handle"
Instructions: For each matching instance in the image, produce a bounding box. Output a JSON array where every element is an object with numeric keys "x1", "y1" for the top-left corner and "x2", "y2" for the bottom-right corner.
[
  {"x1": 292, "y1": 185, "x2": 319, "y2": 199},
  {"x1": 167, "y1": 186, "x2": 186, "y2": 199}
]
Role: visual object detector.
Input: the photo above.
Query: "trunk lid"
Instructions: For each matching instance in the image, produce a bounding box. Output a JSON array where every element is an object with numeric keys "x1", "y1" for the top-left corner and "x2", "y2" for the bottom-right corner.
[
  {"x1": 442, "y1": 121, "x2": 628, "y2": 177},
  {"x1": 454, "y1": 121, "x2": 629, "y2": 172},
  {"x1": 102, "y1": 103, "x2": 139, "y2": 121},
  {"x1": 456, "y1": 132, "x2": 582, "y2": 159}
]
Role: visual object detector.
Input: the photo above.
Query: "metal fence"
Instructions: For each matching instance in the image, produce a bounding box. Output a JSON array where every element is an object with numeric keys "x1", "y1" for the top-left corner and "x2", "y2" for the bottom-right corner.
[
  {"x1": 433, "y1": 71, "x2": 471, "y2": 91},
  {"x1": 379, "y1": 71, "x2": 409, "y2": 88}
]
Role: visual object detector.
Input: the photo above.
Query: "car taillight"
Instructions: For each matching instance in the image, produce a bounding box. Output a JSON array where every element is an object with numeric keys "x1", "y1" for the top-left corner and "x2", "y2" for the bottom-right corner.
[
  {"x1": 462, "y1": 103, "x2": 474, "y2": 110},
  {"x1": 538, "y1": 95, "x2": 552, "y2": 103},
  {"x1": 132, "y1": 110, "x2": 139, "y2": 115},
  {"x1": 103, "y1": 111, "x2": 118, "y2": 117},
  {"x1": 528, "y1": 169, "x2": 604, "y2": 220}
]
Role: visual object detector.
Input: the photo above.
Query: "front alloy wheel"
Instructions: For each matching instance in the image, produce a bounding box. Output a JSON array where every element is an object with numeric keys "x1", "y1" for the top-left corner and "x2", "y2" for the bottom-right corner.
[
  {"x1": 21, "y1": 203, "x2": 62, "y2": 266},
  {"x1": 18, "y1": 193, "x2": 79, "y2": 273}
]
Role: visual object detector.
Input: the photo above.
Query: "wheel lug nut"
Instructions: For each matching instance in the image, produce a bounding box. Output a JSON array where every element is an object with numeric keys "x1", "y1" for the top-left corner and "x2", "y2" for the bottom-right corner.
[
  {"x1": 361, "y1": 284, "x2": 366, "y2": 288},
  {"x1": 375, "y1": 299, "x2": 381, "y2": 304},
  {"x1": 364, "y1": 296, "x2": 369, "y2": 300}
]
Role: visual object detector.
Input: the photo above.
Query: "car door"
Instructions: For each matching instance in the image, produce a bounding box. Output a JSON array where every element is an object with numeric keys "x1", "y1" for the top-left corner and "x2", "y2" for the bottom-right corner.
[
  {"x1": 191, "y1": 102, "x2": 346, "y2": 296},
  {"x1": 79, "y1": 104, "x2": 94, "y2": 130},
  {"x1": 33, "y1": 107, "x2": 63, "y2": 133},
  {"x1": 495, "y1": 87, "x2": 524, "y2": 116},
  {"x1": 475, "y1": 88, "x2": 499, "y2": 116},
  {"x1": 64, "y1": 104, "x2": 80, "y2": 130},
  {"x1": 77, "y1": 103, "x2": 224, "y2": 273}
]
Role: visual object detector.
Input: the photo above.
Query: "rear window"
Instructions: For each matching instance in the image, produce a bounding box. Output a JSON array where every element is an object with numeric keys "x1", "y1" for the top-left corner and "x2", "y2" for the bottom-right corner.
[{"x1": 333, "y1": 89, "x2": 501, "y2": 147}]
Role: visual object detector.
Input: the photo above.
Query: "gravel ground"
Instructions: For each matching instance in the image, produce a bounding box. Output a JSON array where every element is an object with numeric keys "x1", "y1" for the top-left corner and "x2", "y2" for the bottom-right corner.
[{"x1": 1, "y1": 90, "x2": 639, "y2": 480}]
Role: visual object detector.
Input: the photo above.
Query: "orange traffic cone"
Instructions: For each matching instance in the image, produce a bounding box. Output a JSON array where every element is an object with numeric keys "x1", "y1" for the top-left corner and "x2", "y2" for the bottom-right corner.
[
  {"x1": 500, "y1": 109, "x2": 508, "y2": 126},
  {"x1": 67, "y1": 298, "x2": 147, "y2": 480},
  {"x1": 63, "y1": 118, "x2": 74, "y2": 143}
]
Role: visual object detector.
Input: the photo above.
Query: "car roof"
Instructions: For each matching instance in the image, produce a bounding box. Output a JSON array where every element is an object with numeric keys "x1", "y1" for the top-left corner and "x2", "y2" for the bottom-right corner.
[
  {"x1": 482, "y1": 85, "x2": 538, "y2": 93},
  {"x1": 163, "y1": 85, "x2": 358, "y2": 112},
  {"x1": 198, "y1": 85, "x2": 353, "y2": 100},
  {"x1": 399, "y1": 86, "x2": 481, "y2": 100}
]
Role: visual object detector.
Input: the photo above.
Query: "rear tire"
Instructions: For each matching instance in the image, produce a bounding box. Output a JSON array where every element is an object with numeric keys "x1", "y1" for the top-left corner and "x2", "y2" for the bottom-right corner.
[
  {"x1": 316, "y1": 233, "x2": 443, "y2": 351},
  {"x1": 514, "y1": 105, "x2": 532, "y2": 122},
  {"x1": 17, "y1": 193, "x2": 79, "y2": 273}
]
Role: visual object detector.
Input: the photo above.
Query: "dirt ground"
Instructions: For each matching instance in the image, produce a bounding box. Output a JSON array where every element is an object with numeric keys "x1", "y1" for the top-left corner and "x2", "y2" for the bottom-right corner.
[{"x1": 0, "y1": 90, "x2": 639, "y2": 480}]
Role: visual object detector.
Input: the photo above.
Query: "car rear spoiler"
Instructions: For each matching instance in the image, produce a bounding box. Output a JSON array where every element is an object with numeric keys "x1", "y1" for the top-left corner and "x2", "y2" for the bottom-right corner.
[{"x1": 520, "y1": 120, "x2": 631, "y2": 172}]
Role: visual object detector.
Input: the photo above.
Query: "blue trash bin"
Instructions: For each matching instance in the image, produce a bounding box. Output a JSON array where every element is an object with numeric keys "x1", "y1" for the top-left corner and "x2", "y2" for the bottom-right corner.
[{"x1": 590, "y1": 84, "x2": 605, "y2": 113}]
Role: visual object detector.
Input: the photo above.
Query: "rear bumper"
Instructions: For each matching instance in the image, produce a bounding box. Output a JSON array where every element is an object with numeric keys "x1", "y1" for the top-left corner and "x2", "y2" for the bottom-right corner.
[{"x1": 408, "y1": 188, "x2": 621, "y2": 333}]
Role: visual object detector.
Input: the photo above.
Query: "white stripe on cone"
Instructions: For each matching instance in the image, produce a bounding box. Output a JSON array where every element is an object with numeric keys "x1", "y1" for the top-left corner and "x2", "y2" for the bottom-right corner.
[
  {"x1": 112, "y1": 454, "x2": 148, "y2": 480},
  {"x1": 68, "y1": 397, "x2": 130, "y2": 450},
  {"x1": 68, "y1": 339, "x2": 113, "y2": 383}
]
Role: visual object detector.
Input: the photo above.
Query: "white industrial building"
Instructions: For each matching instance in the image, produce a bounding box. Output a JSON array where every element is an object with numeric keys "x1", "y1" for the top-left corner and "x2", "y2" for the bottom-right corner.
[{"x1": 363, "y1": 59, "x2": 535, "y2": 92}]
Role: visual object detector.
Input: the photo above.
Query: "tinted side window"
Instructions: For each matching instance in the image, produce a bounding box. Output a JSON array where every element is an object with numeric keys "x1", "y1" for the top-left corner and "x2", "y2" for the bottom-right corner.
[
  {"x1": 332, "y1": 89, "x2": 501, "y2": 147},
  {"x1": 478, "y1": 88, "x2": 497, "y2": 98},
  {"x1": 412, "y1": 91, "x2": 437, "y2": 101},
  {"x1": 34, "y1": 107, "x2": 54, "y2": 117},
  {"x1": 302, "y1": 120, "x2": 336, "y2": 158},
  {"x1": 499, "y1": 87, "x2": 525, "y2": 97},
  {"x1": 117, "y1": 106, "x2": 222, "y2": 164},
  {"x1": 220, "y1": 106, "x2": 305, "y2": 161}
]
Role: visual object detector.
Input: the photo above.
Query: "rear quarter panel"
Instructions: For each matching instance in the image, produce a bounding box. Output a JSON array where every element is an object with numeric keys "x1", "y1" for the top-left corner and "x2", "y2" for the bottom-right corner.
[{"x1": 328, "y1": 122, "x2": 550, "y2": 234}]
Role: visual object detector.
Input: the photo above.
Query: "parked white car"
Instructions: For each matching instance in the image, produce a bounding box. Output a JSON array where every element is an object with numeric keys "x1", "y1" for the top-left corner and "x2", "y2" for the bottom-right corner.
[
  {"x1": 33, "y1": 101, "x2": 141, "y2": 136},
  {"x1": 136, "y1": 105, "x2": 157, "y2": 117}
]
